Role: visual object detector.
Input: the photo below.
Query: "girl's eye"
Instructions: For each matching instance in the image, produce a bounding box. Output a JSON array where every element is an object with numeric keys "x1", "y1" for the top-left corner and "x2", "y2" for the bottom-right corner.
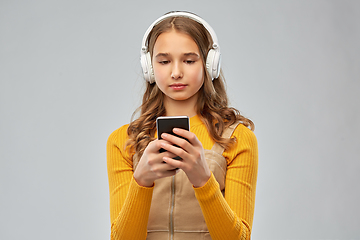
[
  {"x1": 185, "y1": 60, "x2": 195, "y2": 64},
  {"x1": 159, "y1": 61, "x2": 170, "y2": 65}
]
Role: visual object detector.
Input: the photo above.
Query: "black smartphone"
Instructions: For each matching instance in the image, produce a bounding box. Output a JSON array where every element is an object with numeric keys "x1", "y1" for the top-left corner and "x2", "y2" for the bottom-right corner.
[{"x1": 156, "y1": 116, "x2": 190, "y2": 159}]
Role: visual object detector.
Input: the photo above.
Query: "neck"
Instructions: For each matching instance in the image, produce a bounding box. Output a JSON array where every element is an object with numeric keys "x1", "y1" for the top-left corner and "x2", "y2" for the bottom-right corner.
[{"x1": 163, "y1": 94, "x2": 198, "y2": 117}]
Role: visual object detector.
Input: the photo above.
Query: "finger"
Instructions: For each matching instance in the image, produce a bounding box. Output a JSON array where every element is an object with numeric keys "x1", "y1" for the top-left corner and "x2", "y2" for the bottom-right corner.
[
  {"x1": 156, "y1": 162, "x2": 179, "y2": 171},
  {"x1": 157, "y1": 139, "x2": 178, "y2": 159},
  {"x1": 163, "y1": 156, "x2": 184, "y2": 169},
  {"x1": 147, "y1": 139, "x2": 160, "y2": 152},
  {"x1": 160, "y1": 151, "x2": 178, "y2": 159},
  {"x1": 151, "y1": 162, "x2": 179, "y2": 176},
  {"x1": 153, "y1": 168, "x2": 179, "y2": 179},
  {"x1": 172, "y1": 128, "x2": 201, "y2": 147},
  {"x1": 148, "y1": 139, "x2": 173, "y2": 152},
  {"x1": 160, "y1": 142, "x2": 186, "y2": 158},
  {"x1": 161, "y1": 133, "x2": 192, "y2": 153}
]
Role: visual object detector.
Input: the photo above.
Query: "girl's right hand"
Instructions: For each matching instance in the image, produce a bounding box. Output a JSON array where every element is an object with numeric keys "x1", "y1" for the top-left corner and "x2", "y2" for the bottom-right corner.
[{"x1": 133, "y1": 139, "x2": 179, "y2": 187}]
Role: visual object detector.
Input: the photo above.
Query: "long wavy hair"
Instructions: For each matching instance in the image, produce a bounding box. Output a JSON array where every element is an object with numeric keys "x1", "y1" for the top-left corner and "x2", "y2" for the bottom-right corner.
[{"x1": 127, "y1": 16, "x2": 254, "y2": 159}]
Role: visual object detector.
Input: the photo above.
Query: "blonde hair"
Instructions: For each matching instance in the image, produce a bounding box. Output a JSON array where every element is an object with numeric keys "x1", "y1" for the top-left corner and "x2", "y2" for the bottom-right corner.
[{"x1": 127, "y1": 16, "x2": 254, "y2": 159}]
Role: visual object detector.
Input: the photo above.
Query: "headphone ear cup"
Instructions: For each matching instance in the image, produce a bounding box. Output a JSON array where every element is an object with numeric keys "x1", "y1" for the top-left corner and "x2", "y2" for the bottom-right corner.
[
  {"x1": 141, "y1": 52, "x2": 155, "y2": 83},
  {"x1": 206, "y1": 49, "x2": 221, "y2": 80}
]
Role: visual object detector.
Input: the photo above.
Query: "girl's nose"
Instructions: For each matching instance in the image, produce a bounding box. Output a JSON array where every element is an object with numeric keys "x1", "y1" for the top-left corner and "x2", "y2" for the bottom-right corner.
[{"x1": 171, "y1": 63, "x2": 183, "y2": 79}]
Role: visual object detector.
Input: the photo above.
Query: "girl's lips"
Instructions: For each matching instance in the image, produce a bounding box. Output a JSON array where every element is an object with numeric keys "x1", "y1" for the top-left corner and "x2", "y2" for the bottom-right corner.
[{"x1": 170, "y1": 83, "x2": 187, "y2": 90}]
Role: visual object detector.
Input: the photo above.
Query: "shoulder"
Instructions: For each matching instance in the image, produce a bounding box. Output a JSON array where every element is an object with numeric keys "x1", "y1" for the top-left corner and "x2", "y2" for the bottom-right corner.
[
  {"x1": 223, "y1": 123, "x2": 258, "y2": 164},
  {"x1": 107, "y1": 124, "x2": 130, "y2": 148},
  {"x1": 232, "y1": 123, "x2": 257, "y2": 146},
  {"x1": 107, "y1": 124, "x2": 133, "y2": 165}
]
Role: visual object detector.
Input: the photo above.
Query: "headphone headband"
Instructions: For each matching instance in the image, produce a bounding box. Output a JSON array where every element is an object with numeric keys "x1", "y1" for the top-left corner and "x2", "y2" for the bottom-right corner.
[{"x1": 141, "y1": 12, "x2": 220, "y2": 53}]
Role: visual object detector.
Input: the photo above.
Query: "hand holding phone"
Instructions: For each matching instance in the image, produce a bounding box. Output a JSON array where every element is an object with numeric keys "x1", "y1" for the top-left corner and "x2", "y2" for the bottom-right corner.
[
  {"x1": 157, "y1": 116, "x2": 211, "y2": 187},
  {"x1": 156, "y1": 116, "x2": 190, "y2": 159}
]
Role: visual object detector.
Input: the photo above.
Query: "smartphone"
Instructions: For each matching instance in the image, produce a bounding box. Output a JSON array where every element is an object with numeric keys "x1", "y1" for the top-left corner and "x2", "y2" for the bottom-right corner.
[{"x1": 156, "y1": 116, "x2": 190, "y2": 159}]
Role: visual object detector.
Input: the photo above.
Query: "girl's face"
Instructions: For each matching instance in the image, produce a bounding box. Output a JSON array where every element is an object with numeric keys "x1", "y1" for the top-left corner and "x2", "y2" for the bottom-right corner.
[{"x1": 152, "y1": 29, "x2": 204, "y2": 105}]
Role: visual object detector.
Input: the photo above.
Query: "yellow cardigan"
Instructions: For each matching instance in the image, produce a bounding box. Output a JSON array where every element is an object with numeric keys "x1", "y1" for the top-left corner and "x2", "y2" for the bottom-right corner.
[{"x1": 107, "y1": 115, "x2": 258, "y2": 239}]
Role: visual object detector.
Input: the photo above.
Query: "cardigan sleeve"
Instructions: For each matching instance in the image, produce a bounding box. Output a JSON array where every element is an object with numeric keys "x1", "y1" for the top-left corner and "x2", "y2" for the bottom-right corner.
[
  {"x1": 194, "y1": 124, "x2": 258, "y2": 240},
  {"x1": 107, "y1": 125, "x2": 154, "y2": 240}
]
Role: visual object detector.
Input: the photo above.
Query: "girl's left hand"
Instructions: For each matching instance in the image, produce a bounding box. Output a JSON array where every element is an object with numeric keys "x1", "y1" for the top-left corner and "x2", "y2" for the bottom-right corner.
[{"x1": 160, "y1": 128, "x2": 211, "y2": 188}]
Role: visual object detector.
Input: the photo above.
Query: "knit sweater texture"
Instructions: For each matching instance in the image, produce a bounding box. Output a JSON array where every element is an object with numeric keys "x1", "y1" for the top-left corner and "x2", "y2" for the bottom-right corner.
[{"x1": 107, "y1": 115, "x2": 258, "y2": 239}]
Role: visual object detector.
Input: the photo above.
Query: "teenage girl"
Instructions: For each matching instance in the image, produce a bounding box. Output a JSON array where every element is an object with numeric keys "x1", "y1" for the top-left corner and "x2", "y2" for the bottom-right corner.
[{"x1": 107, "y1": 11, "x2": 258, "y2": 240}]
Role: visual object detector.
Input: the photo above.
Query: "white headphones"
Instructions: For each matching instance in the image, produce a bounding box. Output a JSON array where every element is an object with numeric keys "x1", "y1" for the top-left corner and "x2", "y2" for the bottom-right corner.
[{"x1": 140, "y1": 11, "x2": 221, "y2": 83}]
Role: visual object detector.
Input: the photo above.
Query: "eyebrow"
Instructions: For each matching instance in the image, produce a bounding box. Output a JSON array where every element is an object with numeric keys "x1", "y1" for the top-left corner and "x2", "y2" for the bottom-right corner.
[
  {"x1": 155, "y1": 53, "x2": 169, "y2": 58},
  {"x1": 155, "y1": 52, "x2": 200, "y2": 58},
  {"x1": 183, "y1": 52, "x2": 200, "y2": 57}
]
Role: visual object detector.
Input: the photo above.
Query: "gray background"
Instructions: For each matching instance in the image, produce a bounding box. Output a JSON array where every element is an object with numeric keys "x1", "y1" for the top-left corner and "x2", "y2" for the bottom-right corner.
[{"x1": 1, "y1": 0, "x2": 359, "y2": 239}]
